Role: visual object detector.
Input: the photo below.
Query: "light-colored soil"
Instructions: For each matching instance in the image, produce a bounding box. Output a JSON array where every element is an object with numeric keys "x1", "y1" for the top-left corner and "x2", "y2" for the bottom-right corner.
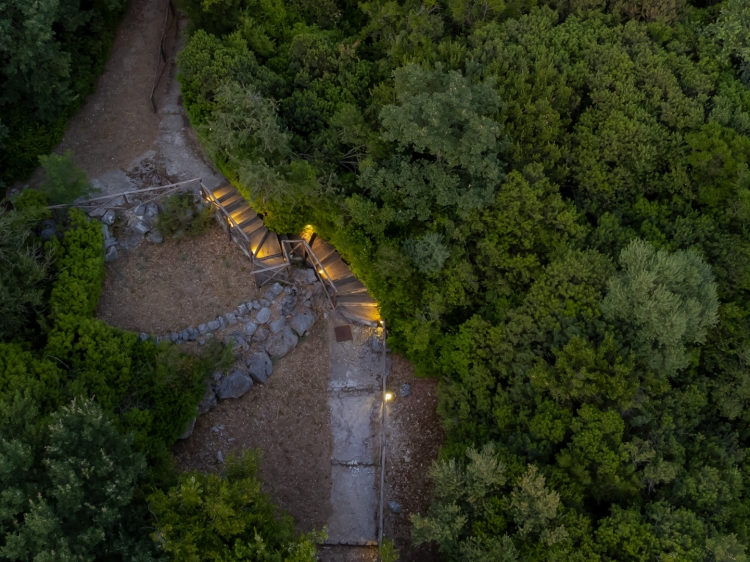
[
  {"x1": 383, "y1": 356, "x2": 443, "y2": 562},
  {"x1": 172, "y1": 320, "x2": 333, "y2": 533},
  {"x1": 97, "y1": 223, "x2": 259, "y2": 333}
]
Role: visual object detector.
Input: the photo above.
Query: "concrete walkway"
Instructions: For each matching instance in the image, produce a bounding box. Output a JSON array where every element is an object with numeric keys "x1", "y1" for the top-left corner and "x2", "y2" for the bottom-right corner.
[{"x1": 325, "y1": 311, "x2": 387, "y2": 547}]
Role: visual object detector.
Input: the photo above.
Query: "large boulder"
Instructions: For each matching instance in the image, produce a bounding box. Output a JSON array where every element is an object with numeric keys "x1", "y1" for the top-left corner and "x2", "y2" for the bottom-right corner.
[
  {"x1": 247, "y1": 352, "x2": 273, "y2": 383},
  {"x1": 269, "y1": 317, "x2": 286, "y2": 334},
  {"x1": 217, "y1": 371, "x2": 253, "y2": 400},
  {"x1": 255, "y1": 307, "x2": 271, "y2": 324},
  {"x1": 281, "y1": 295, "x2": 297, "y2": 316},
  {"x1": 197, "y1": 384, "x2": 218, "y2": 414},
  {"x1": 270, "y1": 282, "x2": 284, "y2": 296},
  {"x1": 290, "y1": 312, "x2": 316, "y2": 337},
  {"x1": 179, "y1": 417, "x2": 197, "y2": 439},
  {"x1": 265, "y1": 326, "x2": 298, "y2": 359}
]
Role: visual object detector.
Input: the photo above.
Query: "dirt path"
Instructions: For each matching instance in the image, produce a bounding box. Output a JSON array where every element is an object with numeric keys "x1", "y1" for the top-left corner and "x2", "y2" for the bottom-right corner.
[
  {"x1": 173, "y1": 319, "x2": 333, "y2": 532},
  {"x1": 20, "y1": 0, "x2": 223, "y2": 195},
  {"x1": 39, "y1": 0, "x2": 445, "y2": 556}
]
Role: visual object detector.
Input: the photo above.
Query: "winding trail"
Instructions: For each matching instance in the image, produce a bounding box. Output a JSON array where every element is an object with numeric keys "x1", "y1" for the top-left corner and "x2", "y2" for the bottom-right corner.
[{"x1": 32, "y1": 0, "x2": 392, "y2": 558}]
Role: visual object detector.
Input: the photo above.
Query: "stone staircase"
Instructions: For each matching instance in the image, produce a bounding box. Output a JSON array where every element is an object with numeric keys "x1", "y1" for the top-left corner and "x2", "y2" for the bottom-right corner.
[{"x1": 203, "y1": 183, "x2": 381, "y2": 326}]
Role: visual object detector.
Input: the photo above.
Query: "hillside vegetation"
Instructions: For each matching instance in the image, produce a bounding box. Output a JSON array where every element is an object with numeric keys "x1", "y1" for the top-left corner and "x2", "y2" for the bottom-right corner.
[{"x1": 177, "y1": 0, "x2": 750, "y2": 558}]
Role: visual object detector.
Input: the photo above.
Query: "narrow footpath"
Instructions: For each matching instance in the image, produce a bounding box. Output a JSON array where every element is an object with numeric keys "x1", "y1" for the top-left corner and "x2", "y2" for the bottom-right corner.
[{"x1": 319, "y1": 311, "x2": 388, "y2": 561}]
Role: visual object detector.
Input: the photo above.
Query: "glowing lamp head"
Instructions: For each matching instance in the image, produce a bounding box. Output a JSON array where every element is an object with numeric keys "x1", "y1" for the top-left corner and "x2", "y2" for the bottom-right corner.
[{"x1": 385, "y1": 392, "x2": 393, "y2": 401}]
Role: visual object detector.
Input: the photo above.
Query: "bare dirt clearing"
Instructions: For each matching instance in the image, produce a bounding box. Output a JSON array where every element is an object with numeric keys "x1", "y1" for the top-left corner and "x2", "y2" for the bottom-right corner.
[
  {"x1": 383, "y1": 356, "x2": 443, "y2": 562},
  {"x1": 97, "y1": 223, "x2": 259, "y2": 333},
  {"x1": 173, "y1": 320, "x2": 333, "y2": 533}
]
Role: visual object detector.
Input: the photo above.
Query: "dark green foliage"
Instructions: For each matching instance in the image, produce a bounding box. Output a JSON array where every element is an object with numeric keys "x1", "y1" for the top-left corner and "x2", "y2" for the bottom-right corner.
[
  {"x1": 0, "y1": 201, "x2": 55, "y2": 341},
  {"x1": 38, "y1": 151, "x2": 97, "y2": 206},
  {"x1": 176, "y1": 0, "x2": 750, "y2": 558},
  {"x1": 0, "y1": 0, "x2": 127, "y2": 187},
  {"x1": 0, "y1": 396, "x2": 154, "y2": 561},
  {"x1": 157, "y1": 192, "x2": 214, "y2": 240},
  {"x1": 147, "y1": 451, "x2": 321, "y2": 561}
]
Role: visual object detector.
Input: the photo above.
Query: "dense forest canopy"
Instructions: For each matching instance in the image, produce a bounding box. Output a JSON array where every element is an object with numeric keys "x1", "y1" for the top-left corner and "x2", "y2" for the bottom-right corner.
[{"x1": 177, "y1": 0, "x2": 750, "y2": 558}]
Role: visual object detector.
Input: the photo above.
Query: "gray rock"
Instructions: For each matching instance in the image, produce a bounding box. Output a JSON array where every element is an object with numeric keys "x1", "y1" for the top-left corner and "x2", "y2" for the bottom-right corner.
[
  {"x1": 187, "y1": 327, "x2": 199, "y2": 341},
  {"x1": 104, "y1": 245, "x2": 118, "y2": 262},
  {"x1": 146, "y1": 230, "x2": 163, "y2": 243},
  {"x1": 197, "y1": 384, "x2": 218, "y2": 414},
  {"x1": 207, "y1": 320, "x2": 220, "y2": 331},
  {"x1": 227, "y1": 333, "x2": 246, "y2": 349},
  {"x1": 110, "y1": 196, "x2": 126, "y2": 207},
  {"x1": 217, "y1": 371, "x2": 253, "y2": 400},
  {"x1": 199, "y1": 338, "x2": 206, "y2": 346},
  {"x1": 216, "y1": 450, "x2": 224, "y2": 464},
  {"x1": 170, "y1": 332, "x2": 179, "y2": 343},
  {"x1": 262, "y1": 290, "x2": 275, "y2": 302},
  {"x1": 225, "y1": 312, "x2": 238, "y2": 326},
  {"x1": 247, "y1": 352, "x2": 273, "y2": 383},
  {"x1": 198, "y1": 323, "x2": 208, "y2": 334},
  {"x1": 305, "y1": 268, "x2": 318, "y2": 283},
  {"x1": 40, "y1": 228, "x2": 57, "y2": 241},
  {"x1": 89, "y1": 207, "x2": 107, "y2": 219},
  {"x1": 371, "y1": 335, "x2": 384, "y2": 353},
  {"x1": 218, "y1": 316, "x2": 227, "y2": 330},
  {"x1": 243, "y1": 321, "x2": 258, "y2": 337},
  {"x1": 388, "y1": 501, "x2": 402, "y2": 514},
  {"x1": 259, "y1": 298, "x2": 271, "y2": 308},
  {"x1": 145, "y1": 203, "x2": 159, "y2": 218},
  {"x1": 179, "y1": 417, "x2": 197, "y2": 439},
  {"x1": 120, "y1": 233, "x2": 144, "y2": 251},
  {"x1": 179, "y1": 330, "x2": 189, "y2": 341},
  {"x1": 291, "y1": 312, "x2": 316, "y2": 337},
  {"x1": 265, "y1": 326, "x2": 298, "y2": 359},
  {"x1": 104, "y1": 236, "x2": 117, "y2": 249},
  {"x1": 313, "y1": 281, "x2": 323, "y2": 294},
  {"x1": 269, "y1": 317, "x2": 286, "y2": 334},
  {"x1": 253, "y1": 327, "x2": 269, "y2": 342},
  {"x1": 399, "y1": 383, "x2": 411, "y2": 397},
  {"x1": 237, "y1": 303, "x2": 248, "y2": 316},
  {"x1": 255, "y1": 307, "x2": 271, "y2": 324},
  {"x1": 139, "y1": 332, "x2": 149, "y2": 341},
  {"x1": 283, "y1": 285, "x2": 295, "y2": 295},
  {"x1": 102, "y1": 224, "x2": 110, "y2": 239},
  {"x1": 303, "y1": 299, "x2": 312, "y2": 309},
  {"x1": 281, "y1": 295, "x2": 297, "y2": 316},
  {"x1": 101, "y1": 210, "x2": 116, "y2": 225},
  {"x1": 133, "y1": 220, "x2": 151, "y2": 235},
  {"x1": 251, "y1": 301, "x2": 261, "y2": 310},
  {"x1": 270, "y1": 282, "x2": 284, "y2": 296},
  {"x1": 133, "y1": 204, "x2": 146, "y2": 218}
]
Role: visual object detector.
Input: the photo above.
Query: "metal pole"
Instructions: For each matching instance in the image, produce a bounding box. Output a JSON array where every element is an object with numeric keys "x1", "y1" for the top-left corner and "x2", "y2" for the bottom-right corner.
[{"x1": 377, "y1": 320, "x2": 388, "y2": 560}]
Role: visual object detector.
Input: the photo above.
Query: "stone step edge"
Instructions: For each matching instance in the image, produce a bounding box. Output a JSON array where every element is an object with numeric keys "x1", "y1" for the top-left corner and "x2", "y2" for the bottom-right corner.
[
  {"x1": 330, "y1": 459, "x2": 377, "y2": 467},
  {"x1": 322, "y1": 540, "x2": 379, "y2": 547}
]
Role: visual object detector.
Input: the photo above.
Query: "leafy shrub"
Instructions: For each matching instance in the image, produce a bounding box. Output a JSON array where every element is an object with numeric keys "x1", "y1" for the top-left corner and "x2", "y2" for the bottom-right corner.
[
  {"x1": 0, "y1": 202, "x2": 55, "y2": 340},
  {"x1": 0, "y1": 395, "x2": 154, "y2": 561},
  {"x1": 157, "y1": 192, "x2": 214, "y2": 239},
  {"x1": 38, "y1": 151, "x2": 96, "y2": 205},
  {"x1": 148, "y1": 451, "x2": 321, "y2": 561},
  {"x1": 49, "y1": 208, "x2": 104, "y2": 319}
]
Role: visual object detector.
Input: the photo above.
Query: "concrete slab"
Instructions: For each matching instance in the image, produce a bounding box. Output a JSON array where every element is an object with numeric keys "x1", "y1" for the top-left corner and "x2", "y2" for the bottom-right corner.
[
  {"x1": 329, "y1": 393, "x2": 379, "y2": 464},
  {"x1": 89, "y1": 169, "x2": 136, "y2": 195},
  {"x1": 327, "y1": 465, "x2": 377, "y2": 545},
  {"x1": 325, "y1": 311, "x2": 382, "y2": 546}
]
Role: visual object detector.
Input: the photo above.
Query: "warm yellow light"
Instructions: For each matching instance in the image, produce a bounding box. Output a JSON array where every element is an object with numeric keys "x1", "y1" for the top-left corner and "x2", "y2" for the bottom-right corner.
[
  {"x1": 318, "y1": 269, "x2": 324, "y2": 275},
  {"x1": 385, "y1": 392, "x2": 393, "y2": 401},
  {"x1": 305, "y1": 224, "x2": 313, "y2": 230}
]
